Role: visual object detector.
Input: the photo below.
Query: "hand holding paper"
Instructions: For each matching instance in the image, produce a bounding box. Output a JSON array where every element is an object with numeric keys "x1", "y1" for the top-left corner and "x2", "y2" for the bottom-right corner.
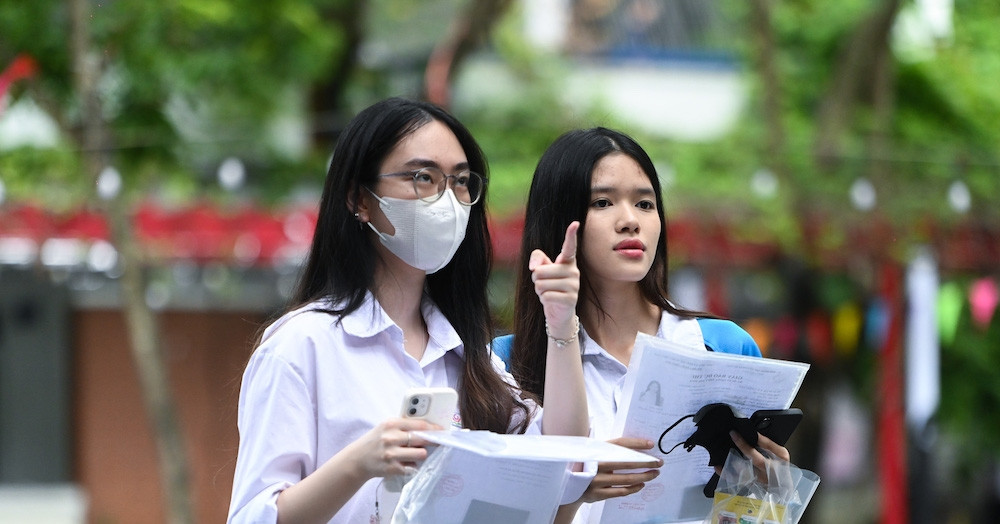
[
  {"x1": 392, "y1": 431, "x2": 660, "y2": 524},
  {"x1": 579, "y1": 437, "x2": 663, "y2": 504}
]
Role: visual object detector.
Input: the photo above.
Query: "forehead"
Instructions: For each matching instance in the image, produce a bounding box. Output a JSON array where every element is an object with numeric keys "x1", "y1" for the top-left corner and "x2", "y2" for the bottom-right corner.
[
  {"x1": 590, "y1": 153, "x2": 653, "y2": 191},
  {"x1": 381, "y1": 119, "x2": 468, "y2": 170}
]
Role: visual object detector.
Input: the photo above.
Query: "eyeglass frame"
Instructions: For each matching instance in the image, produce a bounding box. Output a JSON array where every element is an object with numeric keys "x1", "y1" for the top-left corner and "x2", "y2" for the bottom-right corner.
[{"x1": 375, "y1": 167, "x2": 485, "y2": 206}]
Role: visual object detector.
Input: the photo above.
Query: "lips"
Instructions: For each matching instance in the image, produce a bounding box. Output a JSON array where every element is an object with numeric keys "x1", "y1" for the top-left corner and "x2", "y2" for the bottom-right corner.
[
  {"x1": 614, "y1": 239, "x2": 646, "y2": 258},
  {"x1": 614, "y1": 239, "x2": 645, "y2": 251}
]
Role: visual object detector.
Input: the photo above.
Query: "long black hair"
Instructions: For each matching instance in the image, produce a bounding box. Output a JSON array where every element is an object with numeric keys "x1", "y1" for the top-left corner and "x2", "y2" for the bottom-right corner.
[
  {"x1": 510, "y1": 127, "x2": 711, "y2": 401},
  {"x1": 289, "y1": 97, "x2": 530, "y2": 433}
]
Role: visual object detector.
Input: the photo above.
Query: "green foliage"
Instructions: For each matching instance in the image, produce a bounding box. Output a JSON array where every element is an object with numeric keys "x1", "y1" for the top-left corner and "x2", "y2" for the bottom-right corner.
[
  {"x1": 726, "y1": 0, "x2": 1000, "y2": 236},
  {"x1": 0, "y1": 0, "x2": 74, "y2": 102},
  {"x1": 938, "y1": 288, "x2": 1000, "y2": 483},
  {"x1": 0, "y1": 147, "x2": 86, "y2": 210},
  {"x1": 1, "y1": 0, "x2": 347, "y2": 207},
  {"x1": 457, "y1": 8, "x2": 600, "y2": 217}
]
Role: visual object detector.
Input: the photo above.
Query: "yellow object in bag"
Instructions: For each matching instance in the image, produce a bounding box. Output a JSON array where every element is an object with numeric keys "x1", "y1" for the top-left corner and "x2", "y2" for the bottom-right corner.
[
  {"x1": 708, "y1": 492, "x2": 786, "y2": 524},
  {"x1": 704, "y1": 449, "x2": 819, "y2": 524}
]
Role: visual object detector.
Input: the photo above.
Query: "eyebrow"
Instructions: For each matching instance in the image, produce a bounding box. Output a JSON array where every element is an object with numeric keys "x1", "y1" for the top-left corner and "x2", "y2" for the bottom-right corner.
[
  {"x1": 400, "y1": 158, "x2": 471, "y2": 172},
  {"x1": 590, "y1": 185, "x2": 656, "y2": 196}
]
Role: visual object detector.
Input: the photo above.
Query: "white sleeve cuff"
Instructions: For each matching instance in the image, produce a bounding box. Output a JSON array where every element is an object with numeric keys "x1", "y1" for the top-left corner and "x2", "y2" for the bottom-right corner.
[
  {"x1": 227, "y1": 481, "x2": 286, "y2": 524},
  {"x1": 560, "y1": 461, "x2": 597, "y2": 505}
]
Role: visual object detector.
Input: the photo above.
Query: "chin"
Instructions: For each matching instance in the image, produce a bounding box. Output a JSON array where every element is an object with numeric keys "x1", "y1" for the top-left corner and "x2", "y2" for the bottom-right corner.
[{"x1": 618, "y1": 269, "x2": 649, "y2": 284}]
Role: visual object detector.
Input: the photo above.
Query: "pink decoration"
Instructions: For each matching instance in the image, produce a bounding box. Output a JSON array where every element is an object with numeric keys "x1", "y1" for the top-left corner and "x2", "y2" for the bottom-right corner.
[{"x1": 969, "y1": 278, "x2": 999, "y2": 330}]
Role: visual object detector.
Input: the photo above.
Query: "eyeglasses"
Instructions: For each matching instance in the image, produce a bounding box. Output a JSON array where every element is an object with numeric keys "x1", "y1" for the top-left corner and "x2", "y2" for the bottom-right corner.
[{"x1": 377, "y1": 167, "x2": 484, "y2": 206}]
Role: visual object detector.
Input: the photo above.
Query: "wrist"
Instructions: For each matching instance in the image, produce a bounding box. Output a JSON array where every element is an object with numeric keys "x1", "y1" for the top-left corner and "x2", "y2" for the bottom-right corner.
[
  {"x1": 545, "y1": 315, "x2": 580, "y2": 348},
  {"x1": 338, "y1": 438, "x2": 376, "y2": 483}
]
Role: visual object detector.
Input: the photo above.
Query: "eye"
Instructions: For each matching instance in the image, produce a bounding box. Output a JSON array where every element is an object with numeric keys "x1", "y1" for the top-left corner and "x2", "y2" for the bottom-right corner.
[
  {"x1": 591, "y1": 198, "x2": 612, "y2": 209},
  {"x1": 637, "y1": 200, "x2": 656, "y2": 210},
  {"x1": 413, "y1": 169, "x2": 436, "y2": 185},
  {"x1": 454, "y1": 172, "x2": 471, "y2": 187}
]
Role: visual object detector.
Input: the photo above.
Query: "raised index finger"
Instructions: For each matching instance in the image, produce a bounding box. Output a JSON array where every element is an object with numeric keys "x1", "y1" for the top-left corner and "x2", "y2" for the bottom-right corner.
[{"x1": 554, "y1": 221, "x2": 580, "y2": 265}]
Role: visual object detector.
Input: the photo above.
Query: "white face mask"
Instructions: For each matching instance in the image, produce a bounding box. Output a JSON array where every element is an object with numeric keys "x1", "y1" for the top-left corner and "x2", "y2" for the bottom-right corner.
[{"x1": 366, "y1": 189, "x2": 472, "y2": 274}]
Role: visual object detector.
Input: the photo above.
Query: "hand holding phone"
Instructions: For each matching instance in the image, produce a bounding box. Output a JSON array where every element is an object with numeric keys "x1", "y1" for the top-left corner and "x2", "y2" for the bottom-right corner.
[
  {"x1": 384, "y1": 387, "x2": 458, "y2": 492},
  {"x1": 678, "y1": 403, "x2": 802, "y2": 468},
  {"x1": 400, "y1": 387, "x2": 458, "y2": 429},
  {"x1": 679, "y1": 403, "x2": 802, "y2": 497},
  {"x1": 749, "y1": 408, "x2": 803, "y2": 447}
]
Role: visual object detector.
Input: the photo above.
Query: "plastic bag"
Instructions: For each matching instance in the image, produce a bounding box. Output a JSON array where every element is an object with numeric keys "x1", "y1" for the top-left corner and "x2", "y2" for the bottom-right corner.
[{"x1": 704, "y1": 449, "x2": 820, "y2": 524}]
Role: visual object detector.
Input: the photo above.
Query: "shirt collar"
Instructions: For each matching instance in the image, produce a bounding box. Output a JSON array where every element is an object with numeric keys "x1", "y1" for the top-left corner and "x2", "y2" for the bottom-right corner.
[
  {"x1": 579, "y1": 310, "x2": 703, "y2": 358},
  {"x1": 580, "y1": 323, "x2": 601, "y2": 357},
  {"x1": 421, "y1": 294, "x2": 465, "y2": 359},
  {"x1": 339, "y1": 292, "x2": 393, "y2": 338},
  {"x1": 338, "y1": 291, "x2": 465, "y2": 359},
  {"x1": 659, "y1": 311, "x2": 705, "y2": 349}
]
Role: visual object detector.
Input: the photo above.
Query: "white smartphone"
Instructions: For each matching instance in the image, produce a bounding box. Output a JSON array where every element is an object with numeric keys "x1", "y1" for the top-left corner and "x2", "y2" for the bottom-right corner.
[
  {"x1": 384, "y1": 387, "x2": 458, "y2": 492},
  {"x1": 399, "y1": 386, "x2": 458, "y2": 428}
]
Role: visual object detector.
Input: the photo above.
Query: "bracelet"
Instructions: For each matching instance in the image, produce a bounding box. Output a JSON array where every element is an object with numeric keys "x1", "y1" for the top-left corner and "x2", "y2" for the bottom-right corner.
[{"x1": 545, "y1": 315, "x2": 580, "y2": 348}]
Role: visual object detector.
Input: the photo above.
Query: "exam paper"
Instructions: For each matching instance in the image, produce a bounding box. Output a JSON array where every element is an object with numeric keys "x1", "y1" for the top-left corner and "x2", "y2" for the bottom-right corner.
[
  {"x1": 414, "y1": 430, "x2": 663, "y2": 464},
  {"x1": 393, "y1": 431, "x2": 659, "y2": 524},
  {"x1": 393, "y1": 446, "x2": 569, "y2": 524},
  {"x1": 594, "y1": 333, "x2": 810, "y2": 524}
]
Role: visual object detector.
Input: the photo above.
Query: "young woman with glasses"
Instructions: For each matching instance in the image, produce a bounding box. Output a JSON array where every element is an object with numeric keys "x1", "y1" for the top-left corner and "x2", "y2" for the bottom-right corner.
[{"x1": 228, "y1": 98, "x2": 588, "y2": 523}]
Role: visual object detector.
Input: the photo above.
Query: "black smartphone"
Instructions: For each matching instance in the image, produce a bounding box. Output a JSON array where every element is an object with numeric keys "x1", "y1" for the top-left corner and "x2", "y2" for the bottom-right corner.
[{"x1": 749, "y1": 408, "x2": 803, "y2": 446}]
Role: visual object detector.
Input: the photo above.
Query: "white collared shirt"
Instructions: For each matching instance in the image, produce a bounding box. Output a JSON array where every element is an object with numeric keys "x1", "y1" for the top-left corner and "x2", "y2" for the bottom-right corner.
[
  {"x1": 575, "y1": 311, "x2": 705, "y2": 524},
  {"x1": 580, "y1": 311, "x2": 704, "y2": 443},
  {"x1": 228, "y1": 292, "x2": 545, "y2": 524}
]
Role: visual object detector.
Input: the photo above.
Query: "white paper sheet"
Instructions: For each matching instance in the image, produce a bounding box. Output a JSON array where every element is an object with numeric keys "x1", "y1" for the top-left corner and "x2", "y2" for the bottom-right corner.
[
  {"x1": 393, "y1": 446, "x2": 569, "y2": 524},
  {"x1": 392, "y1": 431, "x2": 659, "y2": 524},
  {"x1": 414, "y1": 430, "x2": 663, "y2": 464},
  {"x1": 594, "y1": 333, "x2": 810, "y2": 524}
]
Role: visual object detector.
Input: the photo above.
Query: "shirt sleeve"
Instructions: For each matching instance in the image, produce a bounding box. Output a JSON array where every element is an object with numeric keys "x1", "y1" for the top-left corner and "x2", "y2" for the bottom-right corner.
[
  {"x1": 228, "y1": 349, "x2": 317, "y2": 523},
  {"x1": 560, "y1": 461, "x2": 598, "y2": 505}
]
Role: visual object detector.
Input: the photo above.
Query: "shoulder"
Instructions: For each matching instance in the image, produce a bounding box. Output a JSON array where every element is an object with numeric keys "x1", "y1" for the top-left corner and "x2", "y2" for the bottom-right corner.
[
  {"x1": 696, "y1": 318, "x2": 762, "y2": 357},
  {"x1": 491, "y1": 334, "x2": 515, "y2": 372},
  {"x1": 254, "y1": 302, "x2": 344, "y2": 361}
]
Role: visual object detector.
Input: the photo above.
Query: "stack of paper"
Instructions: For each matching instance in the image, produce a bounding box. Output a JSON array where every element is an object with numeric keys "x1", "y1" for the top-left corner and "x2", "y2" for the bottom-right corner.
[{"x1": 393, "y1": 431, "x2": 658, "y2": 524}]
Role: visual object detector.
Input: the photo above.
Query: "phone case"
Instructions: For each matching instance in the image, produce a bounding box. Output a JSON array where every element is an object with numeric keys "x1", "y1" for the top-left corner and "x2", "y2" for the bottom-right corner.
[
  {"x1": 399, "y1": 387, "x2": 458, "y2": 428},
  {"x1": 749, "y1": 408, "x2": 803, "y2": 446}
]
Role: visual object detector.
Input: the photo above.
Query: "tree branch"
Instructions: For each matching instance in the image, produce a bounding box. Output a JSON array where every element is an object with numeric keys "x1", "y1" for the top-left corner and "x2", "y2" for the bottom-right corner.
[
  {"x1": 425, "y1": 0, "x2": 515, "y2": 107},
  {"x1": 813, "y1": 0, "x2": 902, "y2": 167}
]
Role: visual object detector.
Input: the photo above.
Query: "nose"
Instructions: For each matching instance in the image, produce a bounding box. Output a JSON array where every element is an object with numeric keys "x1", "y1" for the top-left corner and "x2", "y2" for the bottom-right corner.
[{"x1": 616, "y1": 205, "x2": 640, "y2": 233}]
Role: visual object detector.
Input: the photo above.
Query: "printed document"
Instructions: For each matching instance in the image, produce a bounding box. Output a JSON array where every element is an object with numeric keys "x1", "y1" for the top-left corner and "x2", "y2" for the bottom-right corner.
[
  {"x1": 593, "y1": 333, "x2": 810, "y2": 524},
  {"x1": 393, "y1": 431, "x2": 658, "y2": 524}
]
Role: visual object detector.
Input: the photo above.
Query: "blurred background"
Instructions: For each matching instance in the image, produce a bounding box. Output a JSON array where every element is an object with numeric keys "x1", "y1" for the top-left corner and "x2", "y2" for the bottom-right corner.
[{"x1": 1, "y1": 0, "x2": 998, "y2": 523}]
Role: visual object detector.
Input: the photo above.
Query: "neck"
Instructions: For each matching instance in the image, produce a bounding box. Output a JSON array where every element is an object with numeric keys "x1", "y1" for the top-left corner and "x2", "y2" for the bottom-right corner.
[
  {"x1": 373, "y1": 255, "x2": 428, "y2": 360},
  {"x1": 580, "y1": 282, "x2": 660, "y2": 366}
]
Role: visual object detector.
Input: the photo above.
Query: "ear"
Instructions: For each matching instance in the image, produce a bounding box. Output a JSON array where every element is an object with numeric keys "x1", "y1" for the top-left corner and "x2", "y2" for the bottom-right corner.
[{"x1": 346, "y1": 184, "x2": 372, "y2": 223}]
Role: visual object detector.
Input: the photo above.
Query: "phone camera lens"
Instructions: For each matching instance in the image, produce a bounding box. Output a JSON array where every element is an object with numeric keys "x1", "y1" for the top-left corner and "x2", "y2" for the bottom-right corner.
[
  {"x1": 410, "y1": 398, "x2": 420, "y2": 405},
  {"x1": 408, "y1": 407, "x2": 417, "y2": 415}
]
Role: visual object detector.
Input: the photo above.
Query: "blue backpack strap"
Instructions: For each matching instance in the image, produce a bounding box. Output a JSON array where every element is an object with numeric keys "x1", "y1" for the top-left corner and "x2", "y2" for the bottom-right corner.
[
  {"x1": 696, "y1": 318, "x2": 762, "y2": 357},
  {"x1": 491, "y1": 334, "x2": 515, "y2": 372}
]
